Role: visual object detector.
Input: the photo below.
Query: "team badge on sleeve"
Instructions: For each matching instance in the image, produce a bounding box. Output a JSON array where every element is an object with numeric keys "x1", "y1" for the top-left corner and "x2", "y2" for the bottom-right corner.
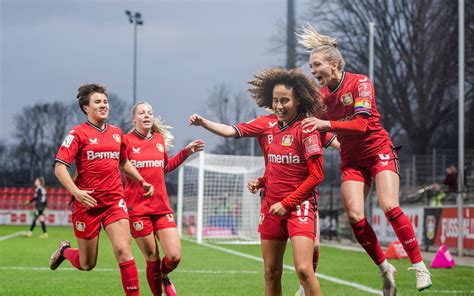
[
  {"x1": 354, "y1": 97, "x2": 372, "y2": 114},
  {"x1": 358, "y1": 82, "x2": 373, "y2": 99},
  {"x1": 281, "y1": 135, "x2": 294, "y2": 146},
  {"x1": 112, "y1": 134, "x2": 121, "y2": 143},
  {"x1": 156, "y1": 143, "x2": 164, "y2": 152},
  {"x1": 62, "y1": 134, "x2": 75, "y2": 148},
  {"x1": 303, "y1": 135, "x2": 321, "y2": 154},
  {"x1": 133, "y1": 221, "x2": 143, "y2": 231}
]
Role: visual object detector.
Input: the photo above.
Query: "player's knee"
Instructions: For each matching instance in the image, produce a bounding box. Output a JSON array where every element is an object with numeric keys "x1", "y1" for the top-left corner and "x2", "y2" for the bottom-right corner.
[
  {"x1": 81, "y1": 262, "x2": 96, "y2": 271},
  {"x1": 295, "y1": 264, "x2": 313, "y2": 282},
  {"x1": 167, "y1": 254, "x2": 181, "y2": 263},
  {"x1": 264, "y1": 265, "x2": 282, "y2": 282},
  {"x1": 114, "y1": 244, "x2": 132, "y2": 261},
  {"x1": 347, "y1": 212, "x2": 365, "y2": 224}
]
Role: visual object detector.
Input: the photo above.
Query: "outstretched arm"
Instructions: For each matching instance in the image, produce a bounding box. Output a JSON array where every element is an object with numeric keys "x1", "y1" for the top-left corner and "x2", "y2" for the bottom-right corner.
[{"x1": 189, "y1": 114, "x2": 238, "y2": 138}]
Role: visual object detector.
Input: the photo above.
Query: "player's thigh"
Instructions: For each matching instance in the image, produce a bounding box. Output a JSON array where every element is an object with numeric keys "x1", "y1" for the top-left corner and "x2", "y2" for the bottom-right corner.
[
  {"x1": 76, "y1": 236, "x2": 99, "y2": 268},
  {"x1": 341, "y1": 180, "x2": 368, "y2": 223},
  {"x1": 157, "y1": 227, "x2": 181, "y2": 260},
  {"x1": 290, "y1": 236, "x2": 314, "y2": 269},
  {"x1": 135, "y1": 233, "x2": 160, "y2": 261},
  {"x1": 261, "y1": 240, "x2": 286, "y2": 272},
  {"x1": 105, "y1": 218, "x2": 133, "y2": 261},
  {"x1": 374, "y1": 170, "x2": 400, "y2": 212}
]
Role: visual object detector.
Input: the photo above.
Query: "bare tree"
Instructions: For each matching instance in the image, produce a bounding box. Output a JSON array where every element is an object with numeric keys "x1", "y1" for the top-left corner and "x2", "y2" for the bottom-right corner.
[
  {"x1": 205, "y1": 83, "x2": 258, "y2": 155},
  {"x1": 297, "y1": 0, "x2": 471, "y2": 154}
]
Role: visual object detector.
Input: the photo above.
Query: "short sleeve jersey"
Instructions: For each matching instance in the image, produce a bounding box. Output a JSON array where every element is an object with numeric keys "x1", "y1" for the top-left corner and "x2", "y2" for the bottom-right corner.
[
  {"x1": 55, "y1": 121, "x2": 127, "y2": 208},
  {"x1": 123, "y1": 130, "x2": 173, "y2": 216},
  {"x1": 263, "y1": 114, "x2": 323, "y2": 204},
  {"x1": 321, "y1": 71, "x2": 392, "y2": 161}
]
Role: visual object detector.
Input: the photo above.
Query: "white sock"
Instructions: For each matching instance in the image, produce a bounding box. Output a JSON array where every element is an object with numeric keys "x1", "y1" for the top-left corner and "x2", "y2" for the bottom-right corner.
[
  {"x1": 378, "y1": 259, "x2": 389, "y2": 272},
  {"x1": 412, "y1": 261, "x2": 427, "y2": 269}
]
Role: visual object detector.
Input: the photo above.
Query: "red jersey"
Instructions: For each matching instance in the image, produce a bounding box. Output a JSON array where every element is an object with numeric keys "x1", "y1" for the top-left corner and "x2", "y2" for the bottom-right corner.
[
  {"x1": 124, "y1": 130, "x2": 188, "y2": 216},
  {"x1": 321, "y1": 71, "x2": 392, "y2": 161},
  {"x1": 264, "y1": 114, "x2": 323, "y2": 204},
  {"x1": 55, "y1": 121, "x2": 127, "y2": 208}
]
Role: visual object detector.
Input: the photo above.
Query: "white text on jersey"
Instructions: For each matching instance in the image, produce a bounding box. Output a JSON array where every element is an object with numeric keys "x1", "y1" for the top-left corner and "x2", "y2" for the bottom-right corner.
[
  {"x1": 268, "y1": 153, "x2": 300, "y2": 164},
  {"x1": 130, "y1": 159, "x2": 165, "y2": 168},
  {"x1": 86, "y1": 151, "x2": 120, "y2": 160}
]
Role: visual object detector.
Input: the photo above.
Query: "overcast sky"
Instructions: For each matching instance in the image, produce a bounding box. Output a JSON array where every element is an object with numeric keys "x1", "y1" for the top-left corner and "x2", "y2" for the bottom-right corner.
[{"x1": 1, "y1": 0, "x2": 312, "y2": 150}]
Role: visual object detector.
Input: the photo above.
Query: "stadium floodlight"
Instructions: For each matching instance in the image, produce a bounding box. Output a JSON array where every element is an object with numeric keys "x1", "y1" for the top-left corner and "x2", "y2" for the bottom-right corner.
[{"x1": 124, "y1": 10, "x2": 144, "y2": 105}]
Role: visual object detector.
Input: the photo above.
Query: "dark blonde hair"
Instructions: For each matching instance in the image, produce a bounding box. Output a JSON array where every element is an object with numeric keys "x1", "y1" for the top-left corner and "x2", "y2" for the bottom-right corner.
[
  {"x1": 248, "y1": 68, "x2": 326, "y2": 117},
  {"x1": 76, "y1": 83, "x2": 108, "y2": 115},
  {"x1": 131, "y1": 101, "x2": 174, "y2": 150}
]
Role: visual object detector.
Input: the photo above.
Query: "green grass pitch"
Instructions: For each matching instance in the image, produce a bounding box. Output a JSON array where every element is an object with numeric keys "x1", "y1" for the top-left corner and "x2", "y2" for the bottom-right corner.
[{"x1": 1, "y1": 225, "x2": 473, "y2": 295}]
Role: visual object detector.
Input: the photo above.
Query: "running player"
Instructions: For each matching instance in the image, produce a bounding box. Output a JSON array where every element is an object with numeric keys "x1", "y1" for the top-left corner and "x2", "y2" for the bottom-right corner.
[
  {"x1": 24, "y1": 177, "x2": 48, "y2": 238},
  {"x1": 124, "y1": 101, "x2": 204, "y2": 296},
  {"x1": 297, "y1": 24, "x2": 432, "y2": 294},
  {"x1": 49, "y1": 83, "x2": 154, "y2": 296}
]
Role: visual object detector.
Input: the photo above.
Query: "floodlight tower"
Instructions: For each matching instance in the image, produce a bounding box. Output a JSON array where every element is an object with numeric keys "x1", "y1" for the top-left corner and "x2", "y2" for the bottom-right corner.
[{"x1": 125, "y1": 10, "x2": 144, "y2": 105}]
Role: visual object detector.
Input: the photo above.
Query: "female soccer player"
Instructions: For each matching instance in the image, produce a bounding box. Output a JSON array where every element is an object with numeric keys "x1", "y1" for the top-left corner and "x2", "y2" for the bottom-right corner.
[
  {"x1": 192, "y1": 68, "x2": 326, "y2": 296},
  {"x1": 49, "y1": 83, "x2": 154, "y2": 296},
  {"x1": 124, "y1": 101, "x2": 204, "y2": 296},
  {"x1": 297, "y1": 24, "x2": 432, "y2": 294},
  {"x1": 24, "y1": 176, "x2": 48, "y2": 238}
]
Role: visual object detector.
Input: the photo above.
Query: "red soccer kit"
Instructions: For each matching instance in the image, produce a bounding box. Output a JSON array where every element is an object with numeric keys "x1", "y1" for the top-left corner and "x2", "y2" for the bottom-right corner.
[
  {"x1": 321, "y1": 71, "x2": 400, "y2": 186},
  {"x1": 258, "y1": 114, "x2": 323, "y2": 241},
  {"x1": 124, "y1": 130, "x2": 189, "y2": 237},
  {"x1": 55, "y1": 121, "x2": 129, "y2": 239}
]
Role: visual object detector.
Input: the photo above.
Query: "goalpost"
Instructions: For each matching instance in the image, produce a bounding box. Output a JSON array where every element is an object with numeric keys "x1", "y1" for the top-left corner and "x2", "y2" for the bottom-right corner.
[{"x1": 177, "y1": 151, "x2": 264, "y2": 244}]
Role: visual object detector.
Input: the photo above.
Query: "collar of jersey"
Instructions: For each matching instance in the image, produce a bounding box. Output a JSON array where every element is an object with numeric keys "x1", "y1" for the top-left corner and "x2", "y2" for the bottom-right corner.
[
  {"x1": 133, "y1": 129, "x2": 154, "y2": 140},
  {"x1": 86, "y1": 120, "x2": 108, "y2": 133},
  {"x1": 277, "y1": 113, "x2": 302, "y2": 131},
  {"x1": 328, "y1": 71, "x2": 346, "y2": 94}
]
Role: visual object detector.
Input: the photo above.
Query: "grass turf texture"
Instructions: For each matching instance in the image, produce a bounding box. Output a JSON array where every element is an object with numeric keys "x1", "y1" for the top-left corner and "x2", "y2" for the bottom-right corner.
[{"x1": 1, "y1": 225, "x2": 473, "y2": 295}]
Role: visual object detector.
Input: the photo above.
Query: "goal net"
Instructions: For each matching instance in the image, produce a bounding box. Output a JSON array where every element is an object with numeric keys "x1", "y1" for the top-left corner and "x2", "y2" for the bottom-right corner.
[{"x1": 177, "y1": 152, "x2": 264, "y2": 243}]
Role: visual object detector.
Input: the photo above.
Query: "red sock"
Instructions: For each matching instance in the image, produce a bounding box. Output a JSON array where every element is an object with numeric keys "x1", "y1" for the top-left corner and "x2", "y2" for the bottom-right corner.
[
  {"x1": 312, "y1": 248, "x2": 319, "y2": 272},
  {"x1": 119, "y1": 260, "x2": 140, "y2": 296},
  {"x1": 386, "y1": 207, "x2": 422, "y2": 264},
  {"x1": 161, "y1": 257, "x2": 180, "y2": 275},
  {"x1": 350, "y1": 218, "x2": 386, "y2": 265},
  {"x1": 63, "y1": 248, "x2": 82, "y2": 270},
  {"x1": 146, "y1": 260, "x2": 162, "y2": 296}
]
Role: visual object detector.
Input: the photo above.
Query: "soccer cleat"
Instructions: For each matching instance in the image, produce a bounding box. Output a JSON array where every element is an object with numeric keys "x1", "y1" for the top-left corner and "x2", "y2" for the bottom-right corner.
[
  {"x1": 23, "y1": 231, "x2": 32, "y2": 237},
  {"x1": 39, "y1": 233, "x2": 48, "y2": 239},
  {"x1": 408, "y1": 266, "x2": 432, "y2": 291},
  {"x1": 49, "y1": 240, "x2": 71, "y2": 270},
  {"x1": 162, "y1": 276, "x2": 177, "y2": 296},
  {"x1": 380, "y1": 263, "x2": 397, "y2": 296}
]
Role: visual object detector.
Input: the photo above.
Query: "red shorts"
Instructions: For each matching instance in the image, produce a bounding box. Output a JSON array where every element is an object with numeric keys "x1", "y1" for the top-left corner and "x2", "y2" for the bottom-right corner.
[
  {"x1": 129, "y1": 213, "x2": 177, "y2": 238},
  {"x1": 72, "y1": 198, "x2": 129, "y2": 239},
  {"x1": 340, "y1": 146, "x2": 401, "y2": 187},
  {"x1": 258, "y1": 199, "x2": 315, "y2": 241}
]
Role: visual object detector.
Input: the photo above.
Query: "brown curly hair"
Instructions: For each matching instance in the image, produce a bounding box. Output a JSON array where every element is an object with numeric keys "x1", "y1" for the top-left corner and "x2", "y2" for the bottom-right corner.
[
  {"x1": 248, "y1": 68, "x2": 326, "y2": 117},
  {"x1": 77, "y1": 83, "x2": 108, "y2": 115}
]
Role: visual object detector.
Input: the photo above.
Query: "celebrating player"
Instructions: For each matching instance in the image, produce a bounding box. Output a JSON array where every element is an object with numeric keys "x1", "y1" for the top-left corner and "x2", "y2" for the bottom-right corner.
[
  {"x1": 23, "y1": 176, "x2": 48, "y2": 238},
  {"x1": 49, "y1": 83, "x2": 154, "y2": 296},
  {"x1": 124, "y1": 101, "x2": 204, "y2": 296},
  {"x1": 297, "y1": 24, "x2": 432, "y2": 294}
]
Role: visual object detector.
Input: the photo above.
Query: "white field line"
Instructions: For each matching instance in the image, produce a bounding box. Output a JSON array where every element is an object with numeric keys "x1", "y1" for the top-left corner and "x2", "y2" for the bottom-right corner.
[
  {"x1": 0, "y1": 231, "x2": 24, "y2": 241},
  {"x1": 0, "y1": 266, "x2": 258, "y2": 274},
  {"x1": 183, "y1": 238, "x2": 383, "y2": 295}
]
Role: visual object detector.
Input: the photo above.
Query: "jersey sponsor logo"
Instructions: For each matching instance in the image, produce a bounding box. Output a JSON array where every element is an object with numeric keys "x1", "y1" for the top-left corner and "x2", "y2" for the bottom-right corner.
[
  {"x1": 268, "y1": 153, "x2": 300, "y2": 164},
  {"x1": 133, "y1": 220, "x2": 143, "y2": 231},
  {"x1": 86, "y1": 150, "x2": 120, "y2": 160},
  {"x1": 166, "y1": 214, "x2": 174, "y2": 222},
  {"x1": 112, "y1": 134, "x2": 121, "y2": 143},
  {"x1": 268, "y1": 121, "x2": 277, "y2": 128},
  {"x1": 340, "y1": 92, "x2": 353, "y2": 106},
  {"x1": 132, "y1": 147, "x2": 141, "y2": 154},
  {"x1": 358, "y1": 82, "x2": 372, "y2": 99},
  {"x1": 75, "y1": 221, "x2": 85, "y2": 232},
  {"x1": 281, "y1": 135, "x2": 294, "y2": 146},
  {"x1": 89, "y1": 138, "x2": 98, "y2": 144},
  {"x1": 130, "y1": 159, "x2": 165, "y2": 168},
  {"x1": 303, "y1": 135, "x2": 321, "y2": 154},
  {"x1": 267, "y1": 135, "x2": 273, "y2": 144},
  {"x1": 62, "y1": 134, "x2": 75, "y2": 148},
  {"x1": 156, "y1": 143, "x2": 164, "y2": 152}
]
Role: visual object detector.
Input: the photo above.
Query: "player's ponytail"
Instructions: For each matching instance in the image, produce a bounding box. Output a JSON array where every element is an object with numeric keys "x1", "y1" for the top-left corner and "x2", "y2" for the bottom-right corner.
[
  {"x1": 131, "y1": 101, "x2": 174, "y2": 150},
  {"x1": 296, "y1": 24, "x2": 345, "y2": 71}
]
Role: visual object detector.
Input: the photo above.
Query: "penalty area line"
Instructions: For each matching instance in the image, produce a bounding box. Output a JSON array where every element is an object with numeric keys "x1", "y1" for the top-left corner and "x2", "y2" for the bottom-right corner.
[{"x1": 0, "y1": 231, "x2": 24, "y2": 241}]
